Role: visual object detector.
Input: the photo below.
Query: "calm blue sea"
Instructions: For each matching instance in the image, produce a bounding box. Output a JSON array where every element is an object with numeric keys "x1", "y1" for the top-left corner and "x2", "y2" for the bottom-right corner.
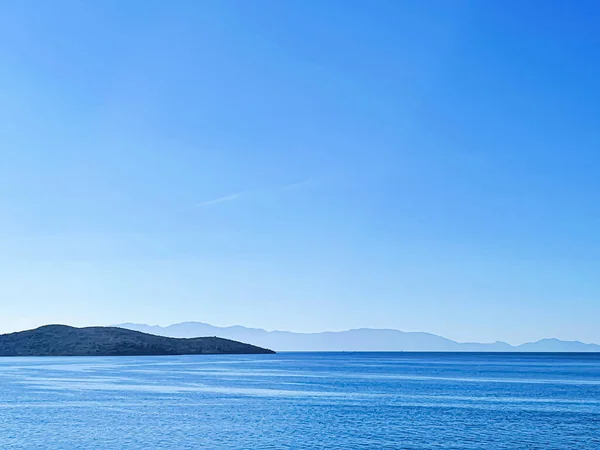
[{"x1": 0, "y1": 352, "x2": 599, "y2": 449}]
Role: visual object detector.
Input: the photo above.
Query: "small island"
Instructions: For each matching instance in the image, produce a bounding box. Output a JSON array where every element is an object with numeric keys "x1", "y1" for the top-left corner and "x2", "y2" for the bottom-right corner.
[{"x1": 0, "y1": 325, "x2": 275, "y2": 357}]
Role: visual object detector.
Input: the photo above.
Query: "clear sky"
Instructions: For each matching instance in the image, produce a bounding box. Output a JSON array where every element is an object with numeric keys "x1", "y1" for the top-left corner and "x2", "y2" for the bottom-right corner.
[{"x1": 1, "y1": 0, "x2": 599, "y2": 344}]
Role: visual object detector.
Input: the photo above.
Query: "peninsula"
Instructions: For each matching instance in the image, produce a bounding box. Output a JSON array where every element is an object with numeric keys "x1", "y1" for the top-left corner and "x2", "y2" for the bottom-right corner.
[{"x1": 0, "y1": 325, "x2": 275, "y2": 356}]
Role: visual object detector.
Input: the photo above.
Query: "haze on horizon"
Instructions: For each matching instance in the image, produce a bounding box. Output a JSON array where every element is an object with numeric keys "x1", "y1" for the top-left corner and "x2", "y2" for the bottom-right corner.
[{"x1": 1, "y1": 1, "x2": 599, "y2": 346}]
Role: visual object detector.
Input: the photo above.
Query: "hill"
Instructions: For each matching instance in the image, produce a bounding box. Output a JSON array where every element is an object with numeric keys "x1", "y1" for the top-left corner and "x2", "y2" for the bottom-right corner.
[
  {"x1": 0, "y1": 325, "x2": 275, "y2": 357},
  {"x1": 117, "y1": 322, "x2": 600, "y2": 352}
]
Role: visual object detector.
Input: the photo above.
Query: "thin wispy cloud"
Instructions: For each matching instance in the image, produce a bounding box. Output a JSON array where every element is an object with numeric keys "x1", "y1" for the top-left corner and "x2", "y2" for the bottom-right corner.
[
  {"x1": 196, "y1": 192, "x2": 243, "y2": 207},
  {"x1": 281, "y1": 179, "x2": 314, "y2": 191},
  {"x1": 196, "y1": 179, "x2": 313, "y2": 208}
]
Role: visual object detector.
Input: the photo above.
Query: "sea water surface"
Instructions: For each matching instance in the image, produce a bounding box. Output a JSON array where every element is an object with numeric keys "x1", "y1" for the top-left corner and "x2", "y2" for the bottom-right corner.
[{"x1": 0, "y1": 352, "x2": 599, "y2": 449}]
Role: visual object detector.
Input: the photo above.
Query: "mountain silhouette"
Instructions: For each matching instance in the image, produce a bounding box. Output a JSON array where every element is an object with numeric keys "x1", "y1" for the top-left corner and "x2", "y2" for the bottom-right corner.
[{"x1": 115, "y1": 322, "x2": 600, "y2": 352}]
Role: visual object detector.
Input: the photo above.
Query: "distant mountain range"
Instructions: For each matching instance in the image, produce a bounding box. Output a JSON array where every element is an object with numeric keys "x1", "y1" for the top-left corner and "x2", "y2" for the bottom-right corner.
[{"x1": 116, "y1": 322, "x2": 600, "y2": 352}]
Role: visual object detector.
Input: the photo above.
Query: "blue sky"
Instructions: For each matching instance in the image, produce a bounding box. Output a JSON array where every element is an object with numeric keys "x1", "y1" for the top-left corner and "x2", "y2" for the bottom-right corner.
[{"x1": 1, "y1": 0, "x2": 599, "y2": 344}]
